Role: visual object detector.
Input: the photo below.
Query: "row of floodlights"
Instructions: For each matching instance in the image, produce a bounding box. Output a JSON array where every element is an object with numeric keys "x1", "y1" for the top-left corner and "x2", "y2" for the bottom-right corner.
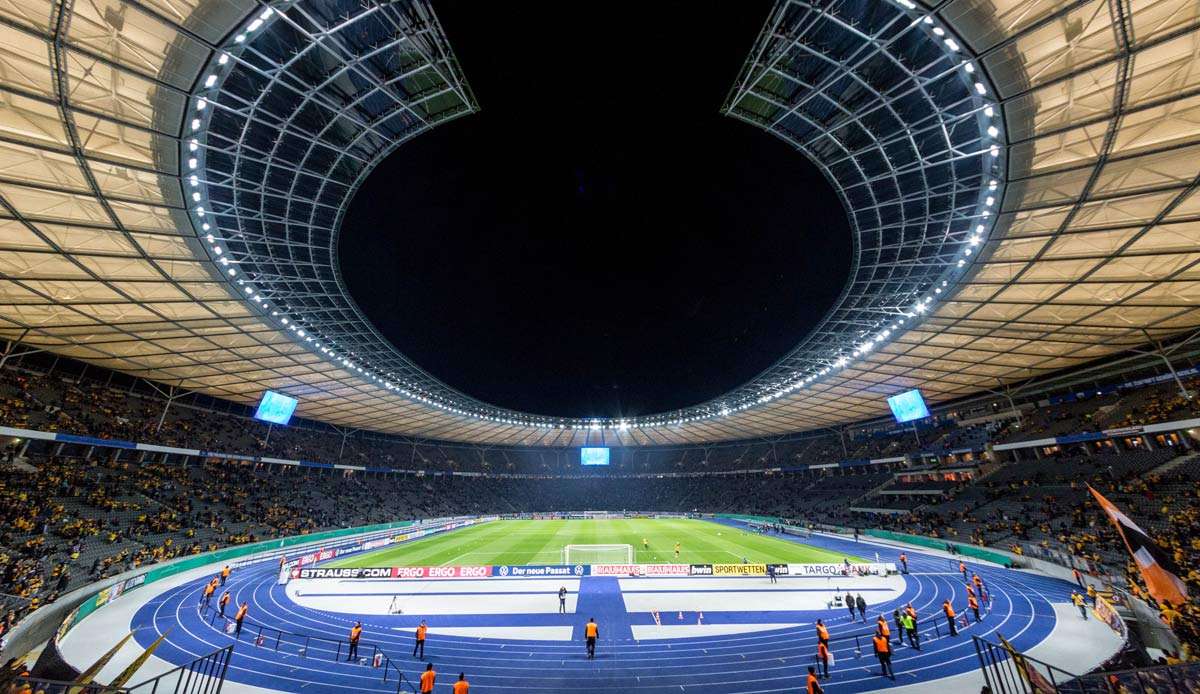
[{"x1": 184, "y1": 0, "x2": 1002, "y2": 431}]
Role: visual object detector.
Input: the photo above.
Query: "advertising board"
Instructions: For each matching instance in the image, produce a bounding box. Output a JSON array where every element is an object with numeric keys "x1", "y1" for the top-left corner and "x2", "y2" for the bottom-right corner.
[
  {"x1": 495, "y1": 565, "x2": 587, "y2": 578},
  {"x1": 785, "y1": 562, "x2": 897, "y2": 576},
  {"x1": 294, "y1": 566, "x2": 495, "y2": 580},
  {"x1": 590, "y1": 564, "x2": 690, "y2": 576},
  {"x1": 712, "y1": 563, "x2": 767, "y2": 576}
]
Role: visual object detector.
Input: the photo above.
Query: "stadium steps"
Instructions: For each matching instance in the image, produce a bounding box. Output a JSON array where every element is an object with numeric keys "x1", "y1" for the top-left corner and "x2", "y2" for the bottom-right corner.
[
  {"x1": 5, "y1": 458, "x2": 36, "y2": 473},
  {"x1": 1146, "y1": 451, "x2": 1200, "y2": 476},
  {"x1": 850, "y1": 474, "x2": 899, "y2": 506},
  {"x1": 134, "y1": 489, "x2": 185, "y2": 516}
]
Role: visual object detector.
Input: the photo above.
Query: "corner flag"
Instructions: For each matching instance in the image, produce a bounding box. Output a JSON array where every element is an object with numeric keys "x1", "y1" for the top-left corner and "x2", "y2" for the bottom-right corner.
[{"x1": 1088, "y1": 485, "x2": 1187, "y2": 606}]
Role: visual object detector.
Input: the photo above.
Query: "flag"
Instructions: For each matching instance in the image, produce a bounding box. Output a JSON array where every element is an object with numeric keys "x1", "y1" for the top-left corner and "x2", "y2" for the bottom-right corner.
[
  {"x1": 68, "y1": 632, "x2": 132, "y2": 694},
  {"x1": 998, "y1": 634, "x2": 1057, "y2": 694},
  {"x1": 107, "y1": 629, "x2": 170, "y2": 688},
  {"x1": 1088, "y1": 485, "x2": 1188, "y2": 606}
]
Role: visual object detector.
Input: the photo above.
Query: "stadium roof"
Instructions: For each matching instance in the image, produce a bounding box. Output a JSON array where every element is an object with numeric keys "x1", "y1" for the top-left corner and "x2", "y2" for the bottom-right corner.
[{"x1": 1, "y1": 0, "x2": 1198, "y2": 446}]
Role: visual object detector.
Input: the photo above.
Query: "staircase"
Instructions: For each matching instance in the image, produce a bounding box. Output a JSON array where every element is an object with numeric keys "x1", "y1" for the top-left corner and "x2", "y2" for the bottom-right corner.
[
  {"x1": 852, "y1": 474, "x2": 899, "y2": 506},
  {"x1": 8, "y1": 458, "x2": 37, "y2": 473},
  {"x1": 1148, "y1": 451, "x2": 1200, "y2": 476}
]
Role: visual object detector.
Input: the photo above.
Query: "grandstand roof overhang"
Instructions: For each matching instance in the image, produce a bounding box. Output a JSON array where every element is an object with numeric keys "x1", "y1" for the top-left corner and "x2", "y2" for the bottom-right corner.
[{"x1": 1, "y1": 0, "x2": 1198, "y2": 446}]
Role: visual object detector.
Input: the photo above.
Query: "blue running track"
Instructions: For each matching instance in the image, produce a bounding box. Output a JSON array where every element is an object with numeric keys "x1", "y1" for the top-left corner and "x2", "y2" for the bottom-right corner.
[{"x1": 127, "y1": 524, "x2": 1075, "y2": 693}]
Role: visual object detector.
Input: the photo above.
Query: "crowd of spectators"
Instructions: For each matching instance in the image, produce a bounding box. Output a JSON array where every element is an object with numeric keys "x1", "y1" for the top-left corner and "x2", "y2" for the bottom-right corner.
[
  {"x1": 3, "y1": 362, "x2": 1197, "y2": 478},
  {"x1": 807, "y1": 447, "x2": 1200, "y2": 658},
  {"x1": 0, "y1": 367, "x2": 981, "y2": 476},
  {"x1": 1, "y1": 361, "x2": 1199, "y2": 662},
  {"x1": 992, "y1": 377, "x2": 1200, "y2": 445},
  {"x1": 2, "y1": 448, "x2": 1196, "y2": 644}
]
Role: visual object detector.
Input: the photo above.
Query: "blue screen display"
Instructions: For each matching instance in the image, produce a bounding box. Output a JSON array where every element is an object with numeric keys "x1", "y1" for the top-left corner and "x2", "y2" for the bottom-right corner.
[
  {"x1": 887, "y1": 389, "x2": 930, "y2": 423},
  {"x1": 580, "y1": 447, "x2": 610, "y2": 466},
  {"x1": 254, "y1": 390, "x2": 298, "y2": 425}
]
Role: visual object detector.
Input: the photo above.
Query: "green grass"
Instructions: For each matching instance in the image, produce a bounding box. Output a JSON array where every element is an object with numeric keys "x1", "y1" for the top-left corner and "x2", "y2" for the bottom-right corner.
[{"x1": 326, "y1": 519, "x2": 860, "y2": 567}]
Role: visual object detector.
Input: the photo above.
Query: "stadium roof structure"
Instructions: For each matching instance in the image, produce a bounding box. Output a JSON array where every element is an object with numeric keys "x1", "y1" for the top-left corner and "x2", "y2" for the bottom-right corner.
[{"x1": 1, "y1": 0, "x2": 1198, "y2": 447}]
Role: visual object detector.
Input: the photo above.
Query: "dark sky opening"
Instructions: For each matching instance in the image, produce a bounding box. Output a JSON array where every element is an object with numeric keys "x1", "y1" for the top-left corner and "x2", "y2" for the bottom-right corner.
[{"x1": 338, "y1": 0, "x2": 852, "y2": 418}]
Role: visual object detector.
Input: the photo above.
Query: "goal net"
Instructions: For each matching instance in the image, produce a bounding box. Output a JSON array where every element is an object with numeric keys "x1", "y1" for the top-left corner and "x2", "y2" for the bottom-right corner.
[{"x1": 562, "y1": 544, "x2": 634, "y2": 565}]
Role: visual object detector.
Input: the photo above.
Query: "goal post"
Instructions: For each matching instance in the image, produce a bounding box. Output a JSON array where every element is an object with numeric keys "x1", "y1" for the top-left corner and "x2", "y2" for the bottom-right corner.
[{"x1": 561, "y1": 544, "x2": 634, "y2": 565}]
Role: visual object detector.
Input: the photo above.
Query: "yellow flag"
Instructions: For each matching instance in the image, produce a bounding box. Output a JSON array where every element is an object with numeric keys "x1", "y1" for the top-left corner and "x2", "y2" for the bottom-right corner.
[
  {"x1": 107, "y1": 629, "x2": 171, "y2": 688},
  {"x1": 68, "y1": 632, "x2": 133, "y2": 693}
]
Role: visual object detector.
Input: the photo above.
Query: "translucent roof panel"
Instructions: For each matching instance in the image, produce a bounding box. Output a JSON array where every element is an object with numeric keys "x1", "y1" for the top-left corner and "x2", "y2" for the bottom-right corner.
[{"x1": 0, "y1": 0, "x2": 1195, "y2": 446}]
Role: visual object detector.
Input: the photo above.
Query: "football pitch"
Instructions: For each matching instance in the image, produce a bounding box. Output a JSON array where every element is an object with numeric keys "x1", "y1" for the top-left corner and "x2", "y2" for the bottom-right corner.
[{"x1": 326, "y1": 518, "x2": 861, "y2": 567}]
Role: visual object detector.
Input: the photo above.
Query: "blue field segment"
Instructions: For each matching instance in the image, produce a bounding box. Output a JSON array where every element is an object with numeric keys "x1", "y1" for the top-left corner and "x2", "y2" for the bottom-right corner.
[{"x1": 573, "y1": 578, "x2": 631, "y2": 641}]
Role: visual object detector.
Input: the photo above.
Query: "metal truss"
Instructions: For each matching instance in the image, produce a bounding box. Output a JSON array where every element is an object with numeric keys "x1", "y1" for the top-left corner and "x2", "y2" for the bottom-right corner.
[
  {"x1": 184, "y1": 0, "x2": 1006, "y2": 432},
  {"x1": 0, "y1": 0, "x2": 1195, "y2": 447}
]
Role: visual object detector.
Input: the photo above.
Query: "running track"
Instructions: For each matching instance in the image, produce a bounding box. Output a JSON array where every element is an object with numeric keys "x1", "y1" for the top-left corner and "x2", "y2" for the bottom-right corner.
[{"x1": 125, "y1": 523, "x2": 1077, "y2": 693}]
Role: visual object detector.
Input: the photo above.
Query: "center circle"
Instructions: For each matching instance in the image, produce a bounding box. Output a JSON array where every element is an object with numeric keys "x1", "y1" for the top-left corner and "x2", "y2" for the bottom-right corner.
[{"x1": 337, "y1": 4, "x2": 851, "y2": 419}]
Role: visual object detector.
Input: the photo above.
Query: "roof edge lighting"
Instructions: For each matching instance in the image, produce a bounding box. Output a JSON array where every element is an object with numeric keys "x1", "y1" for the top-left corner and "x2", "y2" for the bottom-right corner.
[{"x1": 180, "y1": 0, "x2": 1008, "y2": 435}]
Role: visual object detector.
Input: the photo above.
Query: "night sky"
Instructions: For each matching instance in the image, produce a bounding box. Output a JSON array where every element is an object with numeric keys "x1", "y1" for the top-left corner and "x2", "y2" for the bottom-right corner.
[{"x1": 338, "y1": 1, "x2": 851, "y2": 418}]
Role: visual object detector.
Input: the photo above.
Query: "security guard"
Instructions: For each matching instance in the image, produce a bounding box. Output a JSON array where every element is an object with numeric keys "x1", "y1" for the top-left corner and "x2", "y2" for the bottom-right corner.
[
  {"x1": 234, "y1": 602, "x2": 248, "y2": 637},
  {"x1": 873, "y1": 630, "x2": 894, "y2": 680},
  {"x1": 413, "y1": 620, "x2": 428, "y2": 658},
  {"x1": 807, "y1": 665, "x2": 825, "y2": 693},
  {"x1": 348, "y1": 621, "x2": 362, "y2": 661},
  {"x1": 943, "y1": 599, "x2": 958, "y2": 636},
  {"x1": 585, "y1": 617, "x2": 599, "y2": 659}
]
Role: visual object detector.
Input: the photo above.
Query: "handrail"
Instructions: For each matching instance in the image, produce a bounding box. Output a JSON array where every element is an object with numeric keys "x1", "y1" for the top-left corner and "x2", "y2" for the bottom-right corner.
[
  {"x1": 8, "y1": 680, "x2": 125, "y2": 694},
  {"x1": 14, "y1": 644, "x2": 233, "y2": 694},
  {"x1": 1071, "y1": 660, "x2": 1200, "y2": 692},
  {"x1": 0, "y1": 591, "x2": 31, "y2": 612},
  {"x1": 973, "y1": 635, "x2": 1080, "y2": 693},
  {"x1": 199, "y1": 603, "x2": 409, "y2": 688}
]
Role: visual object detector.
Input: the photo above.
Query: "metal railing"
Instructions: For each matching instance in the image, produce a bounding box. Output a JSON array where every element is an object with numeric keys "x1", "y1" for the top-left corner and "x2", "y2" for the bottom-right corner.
[
  {"x1": 13, "y1": 644, "x2": 232, "y2": 694},
  {"x1": 0, "y1": 591, "x2": 32, "y2": 614},
  {"x1": 199, "y1": 603, "x2": 415, "y2": 693},
  {"x1": 974, "y1": 634, "x2": 1077, "y2": 693},
  {"x1": 1069, "y1": 661, "x2": 1200, "y2": 692},
  {"x1": 814, "y1": 603, "x2": 987, "y2": 669},
  {"x1": 5, "y1": 681, "x2": 123, "y2": 694},
  {"x1": 974, "y1": 636, "x2": 1200, "y2": 693}
]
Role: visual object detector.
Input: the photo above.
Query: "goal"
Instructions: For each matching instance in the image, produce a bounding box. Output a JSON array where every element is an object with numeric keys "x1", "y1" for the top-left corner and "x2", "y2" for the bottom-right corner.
[{"x1": 561, "y1": 544, "x2": 634, "y2": 565}]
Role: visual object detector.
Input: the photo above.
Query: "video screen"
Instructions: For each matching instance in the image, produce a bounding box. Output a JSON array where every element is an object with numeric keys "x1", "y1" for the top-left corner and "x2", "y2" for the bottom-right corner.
[
  {"x1": 254, "y1": 390, "x2": 298, "y2": 425},
  {"x1": 887, "y1": 389, "x2": 930, "y2": 423},
  {"x1": 580, "y1": 447, "x2": 610, "y2": 466}
]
